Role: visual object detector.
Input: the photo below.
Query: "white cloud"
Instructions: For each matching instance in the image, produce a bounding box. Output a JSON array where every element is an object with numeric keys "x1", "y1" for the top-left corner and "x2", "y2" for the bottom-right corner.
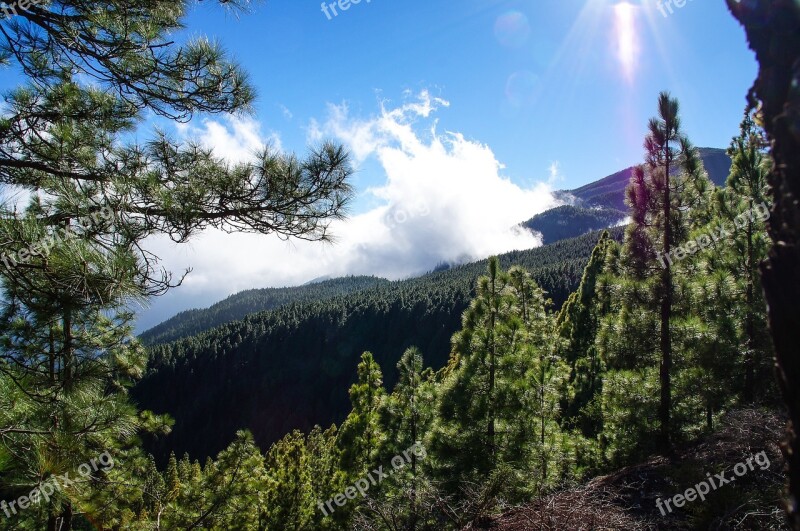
[
  {"x1": 175, "y1": 115, "x2": 282, "y2": 163},
  {"x1": 548, "y1": 161, "x2": 564, "y2": 185},
  {"x1": 138, "y1": 91, "x2": 559, "y2": 330},
  {"x1": 278, "y1": 104, "x2": 293, "y2": 121},
  {"x1": 615, "y1": 216, "x2": 632, "y2": 227}
]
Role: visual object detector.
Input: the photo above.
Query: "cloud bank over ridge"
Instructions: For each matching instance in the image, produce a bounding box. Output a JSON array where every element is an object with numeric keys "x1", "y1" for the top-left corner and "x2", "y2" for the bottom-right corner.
[{"x1": 139, "y1": 91, "x2": 559, "y2": 330}]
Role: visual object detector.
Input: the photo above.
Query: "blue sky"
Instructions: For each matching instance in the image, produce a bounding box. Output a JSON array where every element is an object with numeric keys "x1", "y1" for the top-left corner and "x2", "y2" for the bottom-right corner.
[
  {"x1": 1, "y1": 0, "x2": 760, "y2": 329},
  {"x1": 185, "y1": 0, "x2": 754, "y2": 196}
]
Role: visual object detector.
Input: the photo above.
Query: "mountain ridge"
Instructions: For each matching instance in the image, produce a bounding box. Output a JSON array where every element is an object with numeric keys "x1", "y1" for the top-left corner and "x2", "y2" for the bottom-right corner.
[
  {"x1": 522, "y1": 147, "x2": 731, "y2": 244},
  {"x1": 140, "y1": 276, "x2": 390, "y2": 346}
]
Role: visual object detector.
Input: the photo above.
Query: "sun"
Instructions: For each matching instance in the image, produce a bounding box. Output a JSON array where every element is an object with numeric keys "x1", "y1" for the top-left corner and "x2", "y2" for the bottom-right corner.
[{"x1": 613, "y1": 2, "x2": 640, "y2": 83}]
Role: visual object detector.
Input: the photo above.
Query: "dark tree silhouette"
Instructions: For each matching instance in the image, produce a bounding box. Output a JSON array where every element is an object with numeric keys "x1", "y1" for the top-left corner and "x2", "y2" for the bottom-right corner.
[{"x1": 727, "y1": 0, "x2": 800, "y2": 528}]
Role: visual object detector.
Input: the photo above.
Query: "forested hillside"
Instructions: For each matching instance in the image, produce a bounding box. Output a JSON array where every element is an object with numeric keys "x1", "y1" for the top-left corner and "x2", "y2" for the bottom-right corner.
[
  {"x1": 134, "y1": 228, "x2": 623, "y2": 460},
  {"x1": 190, "y1": 102, "x2": 778, "y2": 531},
  {"x1": 143, "y1": 147, "x2": 733, "y2": 349},
  {"x1": 521, "y1": 205, "x2": 626, "y2": 244},
  {"x1": 140, "y1": 276, "x2": 390, "y2": 346}
]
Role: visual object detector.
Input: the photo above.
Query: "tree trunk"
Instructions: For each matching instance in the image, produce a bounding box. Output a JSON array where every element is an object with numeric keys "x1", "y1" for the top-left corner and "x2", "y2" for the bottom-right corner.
[
  {"x1": 726, "y1": 1, "x2": 800, "y2": 527},
  {"x1": 744, "y1": 212, "x2": 756, "y2": 402},
  {"x1": 63, "y1": 307, "x2": 72, "y2": 386},
  {"x1": 62, "y1": 503, "x2": 73, "y2": 531},
  {"x1": 540, "y1": 353, "x2": 547, "y2": 480},
  {"x1": 660, "y1": 141, "x2": 673, "y2": 453},
  {"x1": 487, "y1": 272, "x2": 496, "y2": 460}
]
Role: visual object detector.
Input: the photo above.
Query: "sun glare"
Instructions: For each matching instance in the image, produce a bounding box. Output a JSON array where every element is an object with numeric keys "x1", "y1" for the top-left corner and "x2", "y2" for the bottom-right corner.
[{"x1": 614, "y1": 2, "x2": 639, "y2": 83}]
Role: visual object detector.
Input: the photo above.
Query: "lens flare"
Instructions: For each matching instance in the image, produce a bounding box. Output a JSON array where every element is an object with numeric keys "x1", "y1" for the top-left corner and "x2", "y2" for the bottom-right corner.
[
  {"x1": 494, "y1": 11, "x2": 531, "y2": 49},
  {"x1": 505, "y1": 71, "x2": 540, "y2": 108}
]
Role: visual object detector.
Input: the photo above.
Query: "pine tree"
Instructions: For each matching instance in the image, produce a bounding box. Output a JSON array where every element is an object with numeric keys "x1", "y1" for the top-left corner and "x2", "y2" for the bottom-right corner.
[
  {"x1": 598, "y1": 92, "x2": 715, "y2": 457},
  {"x1": 263, "y1": 431, "x2": 313, "y2": 531},
  {"x1": 306, "y1": 425, "x2": 343, "y2": 531},
  {"x1": 670, "y1": 111, "x2": 774, "y2": 431},
  {"x1": 432, "y1": 257, "x2": 510, "y2": 485},
  {"x1": 381, "y1": 347, "x2": 427, "y2": 462},
  {"x1": 166, "y1": 452, "x2": 181, "y2": 503},
  {"x1": 338, "y1": 352, "x2": 386, "y2": 478},
  {"x1": 432, "y1": 258, "x2": 564, "y2": 497},
  {"x1": 142, "y1": 454, "x2": 167, "y2": 528},
  {"x1": 377, "y1": 347, "x2": 434, "y2": 530},
  {"x1": 507, "y1": 266, "x2": 568, "y2": 483},
  {"x1": 647, "y1": 92, "x2": 681, "y2": 451},
  {"x1": 556, "y1": 232, "x2": 612, "y2": 437},
  {"x1": 0, "y1": 2, "x2": 352, "y2": 528},
  {"x1": 720, "y1": 112, "x2": 773, "y2": 403}
]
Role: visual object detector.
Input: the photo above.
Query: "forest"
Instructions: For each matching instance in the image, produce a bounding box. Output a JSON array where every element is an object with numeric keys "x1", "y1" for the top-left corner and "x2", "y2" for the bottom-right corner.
[
  {"x1": 139, "y1": 276, "x2": 393, "y2": 347},
  {"x1": 135, "y1": 228, "x2": 620, "y2": 460},
  {"x1": 1, "y1": 0, "x2": 799, "y2": 530},
  {"x1": 130, "y1": 103, "x2": 784, "y2": 529}
]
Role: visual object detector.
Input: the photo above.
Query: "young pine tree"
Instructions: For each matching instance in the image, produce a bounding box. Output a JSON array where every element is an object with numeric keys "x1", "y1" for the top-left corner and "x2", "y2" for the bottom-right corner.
[
  {"x1": 597, "y1": 92, "x2": 715, "y2": 458},
  {"x1": 366, "y1": 348, "x2": 435, "y2": 530},
  {"x1": 431, "y1": 258, "x2": 564, "y2": 499},
  {"x1": 556, "y1": 232, "x2": 613, "y2": 438},
  {"x1": 338, "y1": 352, "x2": 387, "y2": 479},
  {"x1": 262, "y1": 430, "x2": 314, "y2": 531},
  {"x1": 720, "y1": 112, "x2": 774, "y2": 403}
]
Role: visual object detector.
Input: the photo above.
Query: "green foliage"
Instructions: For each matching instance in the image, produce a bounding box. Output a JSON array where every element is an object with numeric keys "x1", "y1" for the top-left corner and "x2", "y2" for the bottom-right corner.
[
  {"x1": 521, "y1": 205, "x2": 626, "y2": 244},
  {"x1": 715, "y1": 111, "x2": 774, "y2": 403},
  {"x1": 379, "y1": 347, "x2": 433, "y2": 462},
  {"x1": 557, "y1": 231, "x2": 613, "y2": 438},
  {"x1": 600, "y1": 368, "x2": 660, "y2": 465},
  {"x1": 0, "y1": 0, "x2": 352, "y2": 528},
  {"x1": 141, "y1": 276, "x2": 391, "y2": 346},
  {"x1": 263, "y1": 430, "x2": 314, "y2": 529},
  {"x1": 0, "y1": 6, "x2": 781, "y2": 523},
  {"x1": 430, "y1": 258, "x2": 568, "y2": 500},
  {"x1": 586, "y1": 104, "x2": 778, "y2": 470},
  {"x1": 596, "y1": 92, "x2": 718, "y2": 458},
  {"x1": 338, "y1": 352, "x2": 386, "y2": 479}
]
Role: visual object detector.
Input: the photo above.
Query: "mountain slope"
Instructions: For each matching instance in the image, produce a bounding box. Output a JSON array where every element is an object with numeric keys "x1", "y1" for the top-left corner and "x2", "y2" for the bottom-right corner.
[
  {"x1": 523, "y1": 148, "x2": 731, "y2": 244},
  {"x1": 567, "y1": 147, "x2": 731, "y2": 211},
  {"x1": 140, "y1": 276, "x2": 390, "y2": 346},
  {"x1": 134, "y1": 228, "x2": 624, "y2": 461},
  {"x1": 521, "y1": 205, "x2": 626, "y2": 245},
  {"x1": 142, "y1": 148, "x2": 731, "y2": 346}
]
